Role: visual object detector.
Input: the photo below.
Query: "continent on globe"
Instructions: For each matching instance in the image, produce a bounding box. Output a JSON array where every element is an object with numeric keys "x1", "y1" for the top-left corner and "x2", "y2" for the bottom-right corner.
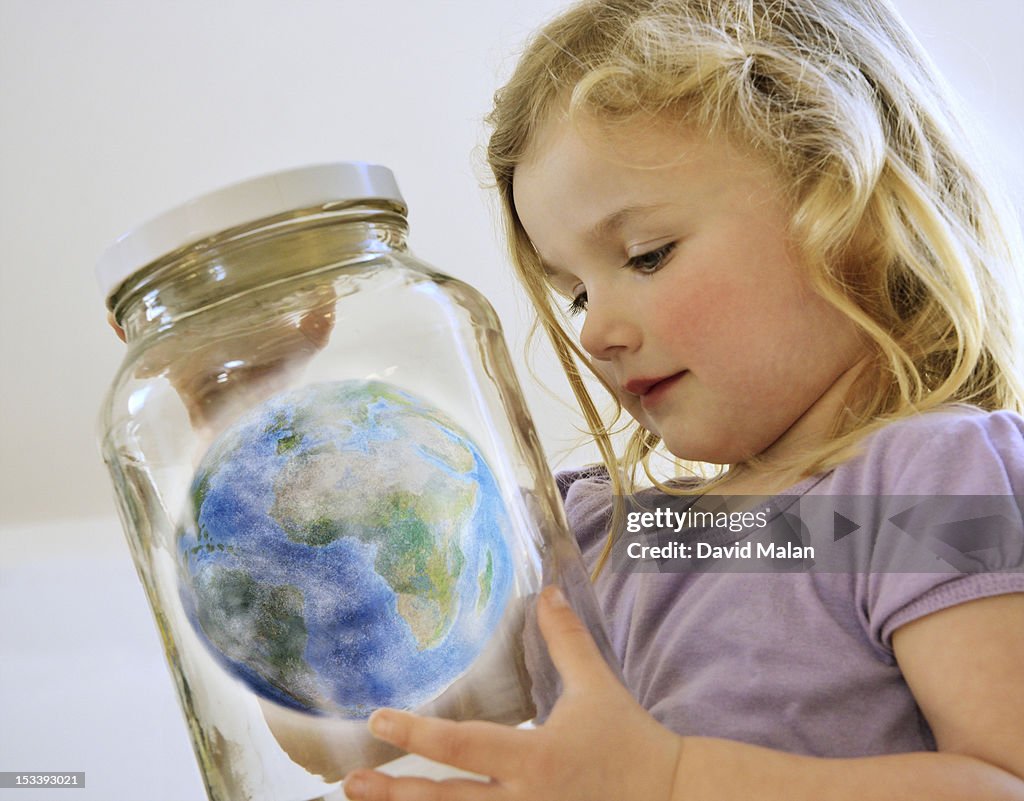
[{"x1": 177, "y1": 380, "x2": 514, "y2": 719}]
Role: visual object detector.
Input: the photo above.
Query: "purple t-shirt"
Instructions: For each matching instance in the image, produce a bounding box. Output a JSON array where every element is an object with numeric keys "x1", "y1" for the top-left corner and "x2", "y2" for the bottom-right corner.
[{"x1": 558, "y1": 405, "x2": 1024, "y2": 757}]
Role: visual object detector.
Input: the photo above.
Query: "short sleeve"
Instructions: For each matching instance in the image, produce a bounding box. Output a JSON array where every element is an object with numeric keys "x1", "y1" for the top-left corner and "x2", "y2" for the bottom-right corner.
[{"x1": 855, "y1": 408, "x2": 1024, "y2": 656}]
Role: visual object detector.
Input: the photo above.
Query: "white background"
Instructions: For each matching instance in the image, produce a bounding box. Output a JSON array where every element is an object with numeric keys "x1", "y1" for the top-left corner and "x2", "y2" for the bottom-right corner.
[{"x1": 0, "y1": 2, "x2": 1021, "y2": 799}]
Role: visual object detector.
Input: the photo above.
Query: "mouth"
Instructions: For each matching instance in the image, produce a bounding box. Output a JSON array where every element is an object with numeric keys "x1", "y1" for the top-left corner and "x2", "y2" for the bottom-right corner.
[{"x1": 623, "y1": 372, "x2": 686, "y2": 400}]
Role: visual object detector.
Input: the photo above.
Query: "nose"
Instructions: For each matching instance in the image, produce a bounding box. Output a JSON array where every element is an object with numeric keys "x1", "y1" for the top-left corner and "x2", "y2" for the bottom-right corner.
[{"x1": 578, "y1": 289, "x2": 641, "y2": 361}]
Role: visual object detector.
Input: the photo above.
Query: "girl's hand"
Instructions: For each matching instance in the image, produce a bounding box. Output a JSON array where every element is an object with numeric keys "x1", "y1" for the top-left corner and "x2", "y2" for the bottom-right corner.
[{"x1": 343, "y1": 585, "x2": 683, "y2": 801}]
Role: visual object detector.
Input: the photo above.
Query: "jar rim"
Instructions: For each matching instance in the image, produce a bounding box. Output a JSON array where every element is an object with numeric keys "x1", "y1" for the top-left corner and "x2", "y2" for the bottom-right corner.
[{"x1": 95, "y1": 162, "x2": 406, "y2": 301}]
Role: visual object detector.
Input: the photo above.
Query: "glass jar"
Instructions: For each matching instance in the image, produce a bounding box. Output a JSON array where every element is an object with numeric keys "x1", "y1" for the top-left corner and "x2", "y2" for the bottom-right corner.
[{"x1": 96, "y1": 163, "x2": 618, "y2": 801}]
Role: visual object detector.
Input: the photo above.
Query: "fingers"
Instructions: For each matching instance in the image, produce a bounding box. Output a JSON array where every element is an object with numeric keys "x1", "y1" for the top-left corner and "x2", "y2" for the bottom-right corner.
[
  {"x1": 344, "y1": 770, "x2": 494, "y2": 801},
  {"x1": 367, "y1": 709, "x2": 524, "y2": 777},
  {"x1": 537, "y1": 585, "x2": 618, "y2": 694},
  {"x1": 298, "y1": 303, "x2": 335, "y2": 349},
  {"x1": 106, "y1": 310, "x2": 126, "y2": 342}
]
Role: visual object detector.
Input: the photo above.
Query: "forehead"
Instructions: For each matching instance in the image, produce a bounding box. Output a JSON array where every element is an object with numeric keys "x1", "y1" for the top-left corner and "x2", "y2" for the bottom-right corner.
[
  {"x1": 513, "y1": 113, "x2": 676, "y2": 226},
  {"x1": 514, "y1": 110, "x2": 757, "y2": 218},
  {"x1": 516, "y1": 108, "x2": 693, "y2": 186},
  {"x1": 512, "y1": 111, "x2": 763, "y2": 265}
]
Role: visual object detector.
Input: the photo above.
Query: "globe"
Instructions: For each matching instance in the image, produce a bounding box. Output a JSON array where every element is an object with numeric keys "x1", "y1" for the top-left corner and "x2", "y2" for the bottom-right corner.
[{"x1": 177, "y1": 379, "x2": 514, "y2": 718}]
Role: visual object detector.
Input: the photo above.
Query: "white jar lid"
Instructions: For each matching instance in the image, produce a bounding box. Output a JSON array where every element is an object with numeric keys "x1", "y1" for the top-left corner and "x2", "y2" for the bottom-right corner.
[{"x1": 96, "y1": 162, "x2": 405, "y2": 301}]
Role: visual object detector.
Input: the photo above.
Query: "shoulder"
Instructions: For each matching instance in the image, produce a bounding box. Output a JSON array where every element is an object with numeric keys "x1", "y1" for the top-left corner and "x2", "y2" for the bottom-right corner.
[
  {"x1": 829, "y1": 405, "x2": 1024, "y2": 495},
  {"x1": 554, "y1": 465, "x2": 614, "y2": 554},
  {"x1": 864, "y1": 403, "x2": 1024, "y2": 452},
  {"x1": 555, "y1": 464, "x2": 610, "y2": 501},
  {"x1": 823, "y1": 406, "x2": 1024, "y2": 653}
]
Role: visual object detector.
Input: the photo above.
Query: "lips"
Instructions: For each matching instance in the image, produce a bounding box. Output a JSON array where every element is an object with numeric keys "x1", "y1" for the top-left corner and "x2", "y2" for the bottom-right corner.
[{"x1": 623, "y1": 372, "x2": 685, "y2": 398}]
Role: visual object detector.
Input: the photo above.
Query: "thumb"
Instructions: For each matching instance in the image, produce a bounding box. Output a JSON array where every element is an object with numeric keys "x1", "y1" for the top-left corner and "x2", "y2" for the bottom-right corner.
[{"x1": 537, "y1": 585, "x2": 619, "y2": 693}]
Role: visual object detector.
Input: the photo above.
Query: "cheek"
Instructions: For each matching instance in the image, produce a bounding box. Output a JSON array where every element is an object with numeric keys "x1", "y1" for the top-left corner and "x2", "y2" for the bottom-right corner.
[
  {"x1": 653, "y1": 271, "x2": 833, "y2": 399},
  {"x1": 648, "y1": 276, "x2": 749, "y2": 352}
]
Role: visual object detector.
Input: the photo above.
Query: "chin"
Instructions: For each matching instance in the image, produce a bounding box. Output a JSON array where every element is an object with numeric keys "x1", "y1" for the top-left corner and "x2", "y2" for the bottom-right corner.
[{"x1": 659, "y1": 433, "x2": 756, "y2": 466}]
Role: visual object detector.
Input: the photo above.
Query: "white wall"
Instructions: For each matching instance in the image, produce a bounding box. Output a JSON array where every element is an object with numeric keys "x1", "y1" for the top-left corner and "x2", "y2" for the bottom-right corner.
[{"x1": 1, "y1": 0, "x2": 1021, "y2": 526}]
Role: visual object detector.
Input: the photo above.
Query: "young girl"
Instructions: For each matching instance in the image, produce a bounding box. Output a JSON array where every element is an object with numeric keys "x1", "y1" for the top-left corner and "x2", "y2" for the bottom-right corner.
[{"x1": 344, "y1": 0, "x2": 1024, "y2": 798}]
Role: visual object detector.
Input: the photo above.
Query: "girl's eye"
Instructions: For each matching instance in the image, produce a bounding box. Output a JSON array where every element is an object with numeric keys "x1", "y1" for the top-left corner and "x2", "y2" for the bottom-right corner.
[
  {"x1": 626, "y1": 242, "x2": 676, "y2": 273},
  {"x1": 562, "y1": 243, "x2": 675, "y2": 317},
  {"x1": 567, "y1": 290, "x2": 588, "y2": 317}
]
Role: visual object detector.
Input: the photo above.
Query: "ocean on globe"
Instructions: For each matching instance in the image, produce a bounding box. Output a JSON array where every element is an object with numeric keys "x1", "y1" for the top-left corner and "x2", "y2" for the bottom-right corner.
[{"x1": 177, "y1": 379, "x2": 514, "y2": 718}]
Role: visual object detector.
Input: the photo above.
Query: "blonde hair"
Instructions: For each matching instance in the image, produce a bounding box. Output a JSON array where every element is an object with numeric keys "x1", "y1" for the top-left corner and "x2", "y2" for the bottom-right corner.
[{"x1": 485, "y1": 0, "x2": 1024, "y2": 576}]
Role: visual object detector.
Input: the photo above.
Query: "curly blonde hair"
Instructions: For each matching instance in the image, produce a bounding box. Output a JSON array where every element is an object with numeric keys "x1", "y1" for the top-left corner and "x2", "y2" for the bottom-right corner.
[{"x1": 485, "y1": 0, "x2": 1024, "y2": 575}]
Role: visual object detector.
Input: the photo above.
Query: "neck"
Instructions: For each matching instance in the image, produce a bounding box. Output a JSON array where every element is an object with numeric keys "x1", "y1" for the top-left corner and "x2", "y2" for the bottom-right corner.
[{"x1": 717, "y1": 355, "x2": 872, "y2": 495}]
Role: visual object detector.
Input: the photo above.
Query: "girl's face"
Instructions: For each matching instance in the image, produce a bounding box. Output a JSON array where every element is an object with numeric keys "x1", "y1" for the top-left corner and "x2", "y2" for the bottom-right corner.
[{"x1": 513, "y1": 111, "x2": 867, "y2": 466}]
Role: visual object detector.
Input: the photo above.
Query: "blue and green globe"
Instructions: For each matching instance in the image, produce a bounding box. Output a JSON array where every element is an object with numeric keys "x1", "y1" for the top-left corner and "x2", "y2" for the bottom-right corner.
[{"x1": 177, "y1": 380, "x2": 514, "y2": 718}]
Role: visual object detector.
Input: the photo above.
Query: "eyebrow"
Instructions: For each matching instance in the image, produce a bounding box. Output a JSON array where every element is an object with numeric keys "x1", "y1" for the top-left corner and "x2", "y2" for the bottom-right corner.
[
  {"x1": 590, "y1": 202, "x2": 669, "y2": 240},
  {"x1": 540, "y1": 260, "x2": 570, "y2": 286},
  {"x1": 538, "y1": 202, "x2": 670, "y2": 280}
]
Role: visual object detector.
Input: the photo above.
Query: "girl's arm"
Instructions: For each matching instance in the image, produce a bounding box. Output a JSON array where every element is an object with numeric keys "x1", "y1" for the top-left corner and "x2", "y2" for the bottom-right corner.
[{"x1": 343, "y1": 588, "x2": 1024, "y2": 801}]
